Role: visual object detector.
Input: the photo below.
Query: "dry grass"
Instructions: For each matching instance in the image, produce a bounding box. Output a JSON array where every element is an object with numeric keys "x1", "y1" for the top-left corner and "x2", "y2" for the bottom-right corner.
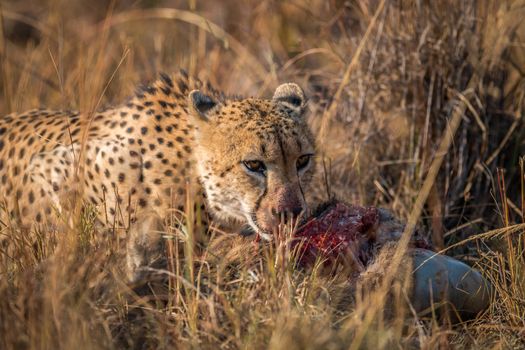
[{"x1": 1, "y1": 0, "x2": 525, "y2": 348}]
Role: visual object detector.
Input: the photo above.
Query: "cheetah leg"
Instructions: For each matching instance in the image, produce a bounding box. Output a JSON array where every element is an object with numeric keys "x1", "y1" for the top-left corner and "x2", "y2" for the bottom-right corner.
[{"x1": 126, "y1": 211, "x2": 166, "y2": 283}]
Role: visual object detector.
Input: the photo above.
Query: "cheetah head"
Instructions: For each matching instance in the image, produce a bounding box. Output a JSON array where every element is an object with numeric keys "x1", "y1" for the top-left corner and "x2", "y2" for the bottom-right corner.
[{"x1": 188, "y1": 83, "x2": 316, "y2": 239}]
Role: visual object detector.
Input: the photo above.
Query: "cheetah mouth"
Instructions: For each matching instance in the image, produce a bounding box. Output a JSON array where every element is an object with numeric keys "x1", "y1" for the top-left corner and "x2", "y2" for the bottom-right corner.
[
  {"x1": 240, "y1": 214, "x2": 273, "y2": 241},
  {"x1": 240, "y1": 213, "x2": 307, "y2": 241}
]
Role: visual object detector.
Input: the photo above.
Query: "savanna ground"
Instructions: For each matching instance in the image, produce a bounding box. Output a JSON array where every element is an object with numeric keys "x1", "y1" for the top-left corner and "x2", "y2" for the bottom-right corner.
[{"x1": 1, "y1": 0, "x2": 525, "y2": 349}]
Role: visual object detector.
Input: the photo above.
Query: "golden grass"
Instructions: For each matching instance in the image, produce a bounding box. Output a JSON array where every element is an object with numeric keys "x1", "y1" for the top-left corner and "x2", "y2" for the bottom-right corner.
[{"x1": 1, "y1": 0, "x2": 525, "y2": 349}]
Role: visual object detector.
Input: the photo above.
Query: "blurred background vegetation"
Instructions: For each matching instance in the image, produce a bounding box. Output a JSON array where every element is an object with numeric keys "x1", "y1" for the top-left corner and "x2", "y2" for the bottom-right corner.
[{"x1": 1, "y1": 0, "x2": 525, "y2": 348}]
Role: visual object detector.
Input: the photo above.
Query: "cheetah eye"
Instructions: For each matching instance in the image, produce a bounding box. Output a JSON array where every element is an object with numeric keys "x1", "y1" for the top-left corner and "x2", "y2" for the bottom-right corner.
[
  {"x1": 243, "y1": 160, "x2": 266, "y2": 174},
  {"x1": 296, "y1": 154, "x2": 312, "y2": 171}
]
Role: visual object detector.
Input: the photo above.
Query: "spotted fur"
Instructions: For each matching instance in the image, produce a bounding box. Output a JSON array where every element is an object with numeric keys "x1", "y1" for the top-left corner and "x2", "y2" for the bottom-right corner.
[{"x1": 0, "y1": 71, "x2": 316, "y2": 280}]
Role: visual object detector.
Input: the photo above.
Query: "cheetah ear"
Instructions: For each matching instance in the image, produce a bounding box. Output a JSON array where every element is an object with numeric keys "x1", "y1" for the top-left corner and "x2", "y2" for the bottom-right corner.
[
  {"x1": 188, "y1": 90, "x2": 218, "y2": 121},
  {"x1": 272, "y1": 83, "x2": 307, "y2": 117}
]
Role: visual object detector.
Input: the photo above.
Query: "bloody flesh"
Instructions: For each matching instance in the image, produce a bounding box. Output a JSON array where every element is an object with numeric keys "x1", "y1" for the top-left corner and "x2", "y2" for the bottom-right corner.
[{"x1": 293, "y1": 202, "x2": 380, "y2": 268}]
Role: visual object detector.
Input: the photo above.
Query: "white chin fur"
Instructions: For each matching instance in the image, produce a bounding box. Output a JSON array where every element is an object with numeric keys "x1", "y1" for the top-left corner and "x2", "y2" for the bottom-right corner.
[
  {"x1": 246, "y1": 215, "x2": 272, "y2": 241},
  {"x1": 256, "y1": 231, "x2": 273, "y2": 241}
]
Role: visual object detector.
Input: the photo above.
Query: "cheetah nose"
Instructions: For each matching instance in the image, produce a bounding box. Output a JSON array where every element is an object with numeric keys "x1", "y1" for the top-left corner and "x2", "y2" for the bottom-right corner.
[{"x1": 271, "y1": 205, "x2": 304, "y2": 224}]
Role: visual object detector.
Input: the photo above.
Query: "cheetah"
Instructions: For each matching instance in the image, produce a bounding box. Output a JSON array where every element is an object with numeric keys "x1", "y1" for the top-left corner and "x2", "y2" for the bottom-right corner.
[{"x1": 0, "y1": 71, "x2": 316, "y2": 281}]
